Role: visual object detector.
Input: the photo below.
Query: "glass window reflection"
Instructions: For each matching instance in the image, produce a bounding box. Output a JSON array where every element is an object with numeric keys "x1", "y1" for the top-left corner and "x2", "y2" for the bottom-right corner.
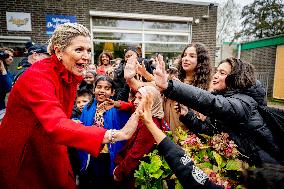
[
  {"x1": 144, "y1": 21, "x2": 189, "y2": 31},
  {"x1": 94, "y1": 32, "x2": 142, "y2": 41},
  {"x1": 144, "y1": 34, "x2": 188, "y2": 42},
  {"x1": 93, "y1": 18, "x2": 142, "y2": 30}
]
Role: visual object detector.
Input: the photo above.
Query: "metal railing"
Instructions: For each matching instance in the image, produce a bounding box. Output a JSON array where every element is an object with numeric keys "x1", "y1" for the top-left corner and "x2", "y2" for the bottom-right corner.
[{"x1": 255, "y1": 72, "x2": 269, "y2": 100}]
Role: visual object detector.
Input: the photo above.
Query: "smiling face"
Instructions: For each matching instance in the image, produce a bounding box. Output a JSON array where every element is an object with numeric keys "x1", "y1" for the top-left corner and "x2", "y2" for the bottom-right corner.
[
  {"x1": 56, "y1": 35, "x2": 91, "y2": 76},
  {"x1": 181, "y1": 46, "x2": 198, "y2": 73},
  {"x1": 94, "y1": 80, "x2": 114, "y2": 104},
  {"x1": 212, "y1": 62, "x2": 232, "y2": 92},
  {"x1": 101, "y1": 54, "x2": 110, "y2": 66}
]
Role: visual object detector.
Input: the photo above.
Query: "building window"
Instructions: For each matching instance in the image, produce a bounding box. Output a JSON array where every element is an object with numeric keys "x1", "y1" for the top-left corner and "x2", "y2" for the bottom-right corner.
[{"x1": 91, "y1": 16, "x2": 191, "y2": 65}]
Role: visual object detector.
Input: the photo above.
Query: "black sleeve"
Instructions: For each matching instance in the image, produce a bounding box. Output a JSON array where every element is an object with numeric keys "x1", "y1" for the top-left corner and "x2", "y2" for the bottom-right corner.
[
  {"x1": 158, "y1": 137, "x2": 223, "y2": 189},
  {"x1": 163, "y1": 80, "x2": 251, "y2": 124},
  {"x1": 179, "y1": 111, "x2": 216, "y2": 135}
]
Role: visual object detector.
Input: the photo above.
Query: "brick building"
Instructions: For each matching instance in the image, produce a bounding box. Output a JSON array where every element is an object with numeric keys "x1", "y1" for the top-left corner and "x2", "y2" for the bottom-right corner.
[
  {"x1": 0, "y1": 0, "x2": 218, "y2": 73},
  {"x1": 240, "y1": 35, "x2": 284, "y2": 99}
]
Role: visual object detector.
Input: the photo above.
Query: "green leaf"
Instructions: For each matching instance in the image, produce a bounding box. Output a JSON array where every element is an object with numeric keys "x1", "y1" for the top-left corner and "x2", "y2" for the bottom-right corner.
[
  {"x1": 148, "y1": 155, "x2": 163, "y2": 173},
  {"x1": 236, "y1": 185, "x2": 243, "y2": 189},
  {"x1": 220, "y1": 161, "x2": 227, "y2": 168},
  {"x1": 198, "y1": 162, "x2": 213, "y2": 169},
  {"x1": 197, "y1": 149, "x2": 207, "y2": 160},
  {"x1": 175, "y1": 179, "x2": 183, "y2": 189},
  {"x1": 150, "y1": 169, "x2": 164, "y2": 179},
  {"x1": 213, "y1": 151, "x2": 223, "y2": 168},
  {"x1": 213, "y1": 165, "x2": 219, "y2": 172},
  {"x1": 225, "y1": 159, "x2": 243, "y2": 171}
]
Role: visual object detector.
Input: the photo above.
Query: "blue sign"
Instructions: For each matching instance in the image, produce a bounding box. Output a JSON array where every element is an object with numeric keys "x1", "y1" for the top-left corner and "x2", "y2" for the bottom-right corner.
[{"x1": 46, "y1": 14, "x2": 77, "y2": 35}]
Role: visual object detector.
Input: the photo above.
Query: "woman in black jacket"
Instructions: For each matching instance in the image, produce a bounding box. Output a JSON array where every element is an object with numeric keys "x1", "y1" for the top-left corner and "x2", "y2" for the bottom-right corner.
[
  {"x1": 139, "y1": 93, "x2": 222, "y2": 189},
  {"x1": 154, "y1": 57, "x2": 282, "y2": 166},
  {"x1": 139, "y1": 93, "x2": 284, "y2": 189}
]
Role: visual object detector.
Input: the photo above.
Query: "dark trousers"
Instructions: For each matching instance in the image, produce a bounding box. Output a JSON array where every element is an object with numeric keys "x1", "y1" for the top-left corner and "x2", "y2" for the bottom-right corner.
[{"x1": 78, "y1": 153, "x2": 115, "y2": 189}]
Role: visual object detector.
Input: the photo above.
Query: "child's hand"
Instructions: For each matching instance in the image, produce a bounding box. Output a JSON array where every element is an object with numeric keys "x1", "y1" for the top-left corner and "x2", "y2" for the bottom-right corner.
[{"x1": 97, "y1": 98, "x2": 115, "y2": 112}]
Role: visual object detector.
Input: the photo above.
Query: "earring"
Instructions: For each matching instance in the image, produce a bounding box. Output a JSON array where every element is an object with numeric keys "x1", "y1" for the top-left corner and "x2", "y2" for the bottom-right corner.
[{"x1": 58, "y1": 56, "x2": 62, "y2": 61}]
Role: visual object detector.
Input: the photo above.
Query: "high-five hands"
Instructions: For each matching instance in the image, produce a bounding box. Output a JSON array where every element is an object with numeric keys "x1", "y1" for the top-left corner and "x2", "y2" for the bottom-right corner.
[
  {"x1": 136, "y1": 60, "x2": 147, "y2": 76},
  {"x1": 138, "y1": 92, "x2": 154, "y2": 126},
  {"x1": 153, "y1": 54, "x2": 168, "y2": 91},
  {"x1": 124, "y1": 54, "x2": 138, "y2": 80}
]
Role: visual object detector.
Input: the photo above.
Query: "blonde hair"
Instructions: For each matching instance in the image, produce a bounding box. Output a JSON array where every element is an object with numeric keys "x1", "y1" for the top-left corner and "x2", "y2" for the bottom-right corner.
[
  {"x1": 47, "y1": 23, "x2": 91, "y2": 55},
  {"x1": 0, "y1": 47, "x2": 14, "y2": 53}
]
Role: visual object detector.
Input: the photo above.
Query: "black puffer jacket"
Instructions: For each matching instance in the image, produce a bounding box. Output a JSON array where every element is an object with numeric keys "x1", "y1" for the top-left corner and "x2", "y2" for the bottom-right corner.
[{"x1": 164, "y1": 80, "x2": 281, "y2": 166}]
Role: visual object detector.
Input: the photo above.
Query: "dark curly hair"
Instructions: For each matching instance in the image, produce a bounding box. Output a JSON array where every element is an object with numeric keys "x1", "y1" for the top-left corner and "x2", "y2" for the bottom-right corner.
[
  {"x1": 98, "y1": 51, "x2": 113, "y2": 66},
  {"x1": 177, "y1": 43, "x2": 212, "y2": 90},
  {"x1": 220, "y1": 58, "x2": 256, "y2": 90}
]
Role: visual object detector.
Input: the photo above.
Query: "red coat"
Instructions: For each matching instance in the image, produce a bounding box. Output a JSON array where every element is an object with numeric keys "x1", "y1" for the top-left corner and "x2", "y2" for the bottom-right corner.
[{"x1": 0, "y1": 55, "x2": 106, "y2": 189}]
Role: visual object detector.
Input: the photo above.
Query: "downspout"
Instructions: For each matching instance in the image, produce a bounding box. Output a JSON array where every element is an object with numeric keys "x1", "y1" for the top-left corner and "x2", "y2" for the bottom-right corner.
[{"x1": 237, "y1": 43, "x2": 241, "y2": 59}]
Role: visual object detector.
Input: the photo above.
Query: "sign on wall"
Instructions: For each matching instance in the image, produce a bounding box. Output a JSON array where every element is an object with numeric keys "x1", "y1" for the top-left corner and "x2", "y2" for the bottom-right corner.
[
  {"x1": 6, "y1": 12, "x2": 32, "y2": 31},
  {"x1": 46, "y1": 14, "x2": 77, "y2": 35}
]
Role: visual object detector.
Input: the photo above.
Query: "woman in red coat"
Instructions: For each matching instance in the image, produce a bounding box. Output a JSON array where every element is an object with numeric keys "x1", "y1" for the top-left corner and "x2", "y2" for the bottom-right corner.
[{"x1": 0, "y1": 23, "x2": 139, "y2": 189}]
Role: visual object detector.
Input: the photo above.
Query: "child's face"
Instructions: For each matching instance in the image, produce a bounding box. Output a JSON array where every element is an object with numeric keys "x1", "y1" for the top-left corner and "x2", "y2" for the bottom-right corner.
[
  {"x1": 84, "y1": 72, "x2": 95, "y2": 85},
  {"x1": 76, "y1": 95, "x2": 91, "y2": 112},
  {"x1": 94, "y1": 80, "x2": 114, "y2": 104}
]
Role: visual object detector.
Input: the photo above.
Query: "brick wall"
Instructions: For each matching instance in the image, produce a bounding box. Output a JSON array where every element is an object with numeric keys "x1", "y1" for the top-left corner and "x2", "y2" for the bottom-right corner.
[
  {"x1": 0, "y1": 0, "x2": 217, "y2": 62},
  {"x1": 89, "y1": 0, "x2": 217, "y2": 62},
  {"x1": 241, "y1": 46, "x2": 277, "y2": 97}
]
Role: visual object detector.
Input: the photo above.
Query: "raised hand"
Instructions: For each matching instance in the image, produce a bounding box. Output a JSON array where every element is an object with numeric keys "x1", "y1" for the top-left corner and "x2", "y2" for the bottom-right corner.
[
  {"x1": 0, "y1": 60, "x2": 7, "y2": 75},
  {"x1": 153, "y1": 55, "x2": 168, "y2": 91},
  {"x1": 124, "y1": 54, "x2": 138, "y2": 80},
  {"x1": 136, "y1": 60, "x2": 147, "y2": 76},
  {"x1": 139, "y1": 93, "x2": 154, "y2": 125}
]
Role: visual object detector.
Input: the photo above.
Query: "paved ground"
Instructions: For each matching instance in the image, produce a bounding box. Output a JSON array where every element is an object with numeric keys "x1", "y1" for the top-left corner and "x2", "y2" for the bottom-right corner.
[{"x1": 268, "y1": 102, "x2": 284, "y2": 110}]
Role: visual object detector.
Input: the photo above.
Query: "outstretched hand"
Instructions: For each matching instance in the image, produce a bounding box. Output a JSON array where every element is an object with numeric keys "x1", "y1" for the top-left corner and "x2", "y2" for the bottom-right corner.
[
  {"x1": 174, "y1": 102, "x2": 189, "y2": 116},
  {"x1": 153, "y1": 54, "x2": 168, "y2": 91},
  {"x1": 136, "y1": 60, "x2": 147, "y2": 76},
  {"x1": 124, "y1": 54, "x2": 138, "y2": 80},
  {"x1": 138, "y1": 93, "x2": 154, "y2": 125}
]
